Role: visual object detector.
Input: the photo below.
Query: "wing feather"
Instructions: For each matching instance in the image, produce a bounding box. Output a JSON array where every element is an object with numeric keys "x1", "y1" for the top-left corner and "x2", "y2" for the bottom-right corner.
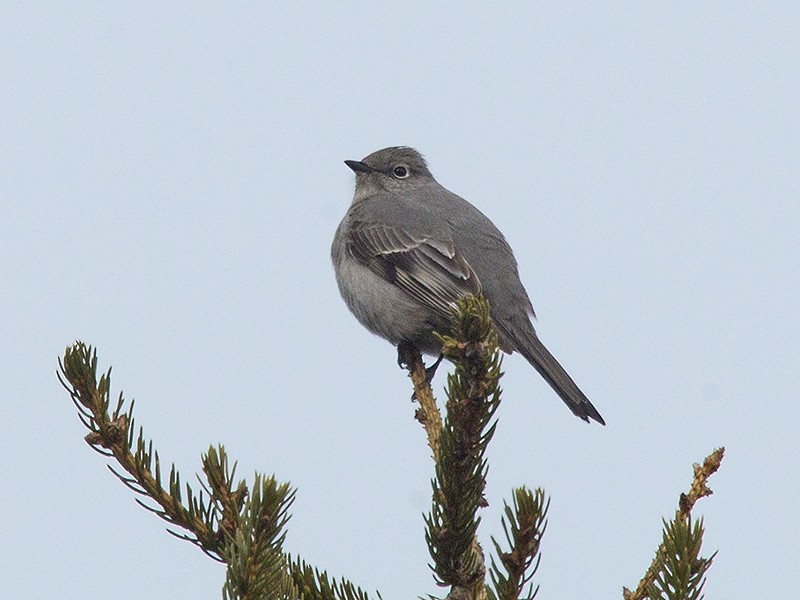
[{"x1": 347, "y1": 222, "x2": 481, "y2": 319}]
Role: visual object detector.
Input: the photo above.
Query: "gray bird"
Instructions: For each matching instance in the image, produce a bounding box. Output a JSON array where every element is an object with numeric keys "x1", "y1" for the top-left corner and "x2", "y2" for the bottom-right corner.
[{"x1": 331, "y1": 146, "x2": 604, "y2": 425}]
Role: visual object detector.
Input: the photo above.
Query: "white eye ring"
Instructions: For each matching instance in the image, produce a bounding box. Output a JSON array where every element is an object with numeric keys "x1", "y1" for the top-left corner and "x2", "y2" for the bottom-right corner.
[{"x1": 393, "y1": 165, "x2": 409, "y2": 179}]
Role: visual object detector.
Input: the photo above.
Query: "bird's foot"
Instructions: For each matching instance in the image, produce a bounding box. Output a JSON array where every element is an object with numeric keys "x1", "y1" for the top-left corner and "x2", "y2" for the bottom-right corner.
[
  {"x1": 397, "y1": 342, "x2": 443, "y2": 402},
  {"x1": 425, "y1": 354, "x2": 444, "y2": 382},
  {"x1": 397, "y1": 340, "x2": 417, "y2": 371}
]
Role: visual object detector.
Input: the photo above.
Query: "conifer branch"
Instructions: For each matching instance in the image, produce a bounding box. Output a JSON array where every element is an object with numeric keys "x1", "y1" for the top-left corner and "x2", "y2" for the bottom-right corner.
[
  {"x1": 488, "y1": 487, "x2": 549, "y2": 600},
  {"x1": 59, "y1": 341, "x2": 373, "y2": 600},
  {"x1": 286, "y1": 557, "x2": 376, "y2": 600},
  {"x1": 645, "y1": 517, "x2": 716, "y2": 600},
  {"x1": 58, "y1": 342, "x2": 223, "y2": 555},
  {"x1": 60, "y1": 331, "x2": 725, "y2": 599},
  {"x1": 424, "y1": 296, "x2": 503, "y2": 600},
  {"x1": 222, "y1": 472, "x2": 296, "y2": 599},
  {"x1": 623, "y1": 448, "x2": 724, "y2": 600}
]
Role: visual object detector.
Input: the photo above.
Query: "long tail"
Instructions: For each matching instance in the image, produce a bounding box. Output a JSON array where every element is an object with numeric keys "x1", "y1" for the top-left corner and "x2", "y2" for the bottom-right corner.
[{"x1": 515, "y1": 329, "x2": 605, "y2": 425}]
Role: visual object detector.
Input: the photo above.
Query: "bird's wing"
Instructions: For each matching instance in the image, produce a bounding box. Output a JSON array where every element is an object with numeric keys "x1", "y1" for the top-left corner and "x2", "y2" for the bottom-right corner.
[{"x1": 347, "y1": 221, "x2": 481, "y2": 320}]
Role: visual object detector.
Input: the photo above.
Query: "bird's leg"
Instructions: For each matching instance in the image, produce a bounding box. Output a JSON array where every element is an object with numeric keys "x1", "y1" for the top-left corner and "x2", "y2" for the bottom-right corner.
[
  {"x1": 398, "y1": 341, "x2": 423, "y2": 401},
  {"x1": 397, "y1": 340, "x2": 418, "y2": 371},
  {"x1": 398, "y1": 342, "x2": 444, "y2": 403},
  {"x1": 425, "y1": 354, "x2": 444, "y2": 382},
  {"x1": 397, "y1": 342, "x2": 443, "y2": 384}
]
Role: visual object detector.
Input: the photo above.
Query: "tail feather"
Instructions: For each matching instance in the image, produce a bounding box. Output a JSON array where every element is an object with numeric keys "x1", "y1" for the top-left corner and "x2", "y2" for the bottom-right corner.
[{"x1": 513, "y1": 328, "x2": 605, "y2": 425}]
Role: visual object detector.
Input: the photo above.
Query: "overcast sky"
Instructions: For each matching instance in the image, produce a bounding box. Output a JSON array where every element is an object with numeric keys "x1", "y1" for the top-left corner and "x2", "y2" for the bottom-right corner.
[{"x1": 2, "y1": 3, "x2": 799, "y2": 599}]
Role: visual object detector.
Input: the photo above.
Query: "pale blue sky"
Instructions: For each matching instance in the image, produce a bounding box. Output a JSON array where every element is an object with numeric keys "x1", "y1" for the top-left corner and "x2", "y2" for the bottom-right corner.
[{"x1": 2, "y1": 3, "x2": 798, "y2": 598}]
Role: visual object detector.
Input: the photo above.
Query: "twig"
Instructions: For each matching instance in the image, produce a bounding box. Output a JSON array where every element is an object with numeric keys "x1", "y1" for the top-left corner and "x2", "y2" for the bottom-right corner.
[
  {"x1": 623, "y1": 447, "x2": 725, "y2": 600},
  {"x1": 408, "y1": 352, "x2": 443, "y2": 462},
  {"x1": 678, "y1": 448, "x2": 725, "y2": 519}
]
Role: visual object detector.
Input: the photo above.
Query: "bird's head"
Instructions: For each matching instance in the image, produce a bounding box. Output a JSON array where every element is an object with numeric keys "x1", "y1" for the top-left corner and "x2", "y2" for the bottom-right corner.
[{"x1": 345, "y1": 146, "x2": 435, "y2": 200}]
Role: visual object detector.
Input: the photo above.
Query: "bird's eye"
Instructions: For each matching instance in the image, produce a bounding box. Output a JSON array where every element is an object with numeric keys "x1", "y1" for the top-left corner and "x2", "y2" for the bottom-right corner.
[{"x1": 393, "y1": 165, "x2": 409, "y2": 179}]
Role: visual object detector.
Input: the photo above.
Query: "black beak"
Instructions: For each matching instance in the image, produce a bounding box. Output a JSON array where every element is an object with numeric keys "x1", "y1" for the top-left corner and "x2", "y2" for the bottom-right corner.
[{"x1": 344, "y1": 160, "x2": 373, "y2": 174}]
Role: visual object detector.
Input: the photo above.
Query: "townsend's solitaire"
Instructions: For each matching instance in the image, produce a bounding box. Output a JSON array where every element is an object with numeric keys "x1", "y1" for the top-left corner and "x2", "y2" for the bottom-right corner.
[{"x1": 331, "y1": 146, "x2": 604, "y2": 424}]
